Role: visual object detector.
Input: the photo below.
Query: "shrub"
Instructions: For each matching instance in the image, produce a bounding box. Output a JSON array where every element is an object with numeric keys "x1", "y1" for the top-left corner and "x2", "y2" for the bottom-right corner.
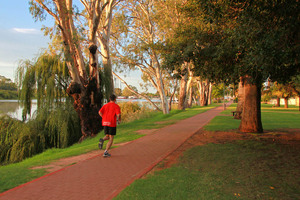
[
  {"x1": 119, "y1": 101, "x2": 153, "y2": 123},
  {"x1": 0, "y1": 90, "x2": 18, "y2": 99}
]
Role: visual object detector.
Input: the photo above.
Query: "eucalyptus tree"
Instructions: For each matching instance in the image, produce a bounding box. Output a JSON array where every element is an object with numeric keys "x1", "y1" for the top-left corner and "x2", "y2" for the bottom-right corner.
[
  {"x1": 271, "y1": 82, "x2": 296, "y2": 108},
  {"x1": 175, "y1": 0, "x2": 300, "y2": 133},
  {"x1": 29, "y1": 0, "x2": 115, "y2": 139},
  {"x1": 159, "y1": 0, "x2": 223, "y2": 110},
  {"x1": 111, "y1": 0, "x2": 170, "y2": 114},
  {"x1": 156, "y1": 0, "x2": 194, "y2": 110},
  {"x1": 95, "y1": 0, "x2": 119, "y2": 100}
]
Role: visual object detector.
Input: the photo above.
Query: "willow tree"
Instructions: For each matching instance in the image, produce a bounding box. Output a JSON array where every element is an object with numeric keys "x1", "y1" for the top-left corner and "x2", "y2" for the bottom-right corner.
[
  {"x1": 29, "y1": 0, "x2": 114, "y2": 139},
  {"x1": 17, "y1": 53, "x2": 71, "y2": 120}
]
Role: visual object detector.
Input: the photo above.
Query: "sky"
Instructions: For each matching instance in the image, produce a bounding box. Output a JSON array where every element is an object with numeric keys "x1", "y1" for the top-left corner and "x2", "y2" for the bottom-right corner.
[
  {"x1": 0, "y1": 1, "x2": 149, "y2": 93},
  {"x1": 0, "y1": 0, "x2": 51, "y2": 81}
]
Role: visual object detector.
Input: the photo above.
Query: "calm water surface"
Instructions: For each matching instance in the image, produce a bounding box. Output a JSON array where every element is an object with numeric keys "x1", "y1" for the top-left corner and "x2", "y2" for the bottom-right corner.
[
  {"x1": 0, "y1": 99, "x2": 161, "y2": 120},
  {"x1": 0, "y1": 100, "x2": 37, "y2": 120}
]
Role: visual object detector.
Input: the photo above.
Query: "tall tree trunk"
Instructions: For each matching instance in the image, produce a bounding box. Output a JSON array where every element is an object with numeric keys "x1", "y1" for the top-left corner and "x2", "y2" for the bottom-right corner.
[
  {"x1": 98, "y1": 0, "x2": 115, "y2": 100},
  {"x1": 153, "y1": 55, "x2": 169, "y2": 114},
  {"x1": 198, "y1": 79, "x2": 209, "y2": 106},
  {"x1": 68, "y1": 79, "x2": 102, "y2": 141},
  {"x1": 101, "y1": 45, "x2": 114, "y2": 100},
  {"x1": 284, "y1": 97, "x2": 288, "y2": 108},
  {"x1": 239, "y1": 76, "x2": 263, "y2": 133},
  {"x1": 276, "y1": 97, "x2": 280, "y2": 107},
  {"x1": 185, "y1": 65, "x2": 194, "y2": 108},
  {"x1": 168, "y1": 80, "x2": 178, "y2": 111},
  {"x1": 187, "y1": 86, "x2": 193, "y2": 108},
  {"x1": 207, "y1": 82, "x2": 212, "y2": 105},
  {"x1": 178, "y1": 74, "x2": 188, "y2": 110},
  {"x1": 178, "y1": 62, "x2": 188, "y2": 110},
  {"x1": 156, "y1": 69, "x2": 169, "y2": 114}
]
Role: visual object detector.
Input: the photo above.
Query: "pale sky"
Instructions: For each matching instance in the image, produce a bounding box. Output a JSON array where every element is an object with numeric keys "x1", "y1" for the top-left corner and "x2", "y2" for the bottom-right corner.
[
  {"x1": 0, "y1": 1, "x2": 151, "y2": 93},
  {"x1": 0, "y1": 0, "x2": 50, "y2": 81}
]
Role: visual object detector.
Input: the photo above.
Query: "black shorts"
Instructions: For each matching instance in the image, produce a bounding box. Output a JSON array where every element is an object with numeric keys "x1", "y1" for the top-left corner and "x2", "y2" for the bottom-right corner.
[{"x1": 103, "y1": 126, "x2": 117, "y2": 135}]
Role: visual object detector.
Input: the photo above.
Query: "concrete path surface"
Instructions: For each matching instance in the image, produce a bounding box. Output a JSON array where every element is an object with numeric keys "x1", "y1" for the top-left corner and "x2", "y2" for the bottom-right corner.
[{"x1": 0, "y1": 105, "x2": 227, "y2": 200}]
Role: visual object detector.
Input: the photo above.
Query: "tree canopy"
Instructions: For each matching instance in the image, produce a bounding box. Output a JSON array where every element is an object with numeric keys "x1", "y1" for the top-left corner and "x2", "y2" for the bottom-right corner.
[{"x1": 164, "y1": 0, "x2": 300, "y2": 85}]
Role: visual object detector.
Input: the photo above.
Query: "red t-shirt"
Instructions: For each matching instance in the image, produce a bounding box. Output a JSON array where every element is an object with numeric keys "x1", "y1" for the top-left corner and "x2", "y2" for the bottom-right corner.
[{"x1": 99, "y1": 102, "x2": 121, "y2": 127}]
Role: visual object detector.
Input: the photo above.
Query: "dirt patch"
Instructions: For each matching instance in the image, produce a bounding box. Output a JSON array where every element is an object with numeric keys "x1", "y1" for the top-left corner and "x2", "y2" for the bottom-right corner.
[
  {"x1": 31, "y1": 150, "x2": 101, "y2": 172},
  {"x1": 147, "y1": 129, "x2": 300, "y2": 174},
  {"x1": 31, "y1": 141, "x2": 132, "y2": 173}
]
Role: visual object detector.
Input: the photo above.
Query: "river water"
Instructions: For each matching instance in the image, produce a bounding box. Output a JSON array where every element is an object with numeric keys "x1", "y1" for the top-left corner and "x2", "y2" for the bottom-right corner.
[
  {"x1": 0, "y1": 100, "x2": 38, "y2": 120},
  {"x1": 0, "y1": 99, "x2": 161, "y2": 121}
]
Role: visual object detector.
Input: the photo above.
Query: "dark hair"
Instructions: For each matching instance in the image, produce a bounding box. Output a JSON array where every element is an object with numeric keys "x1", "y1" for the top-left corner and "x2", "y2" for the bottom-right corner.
[{"x1": 109, "y1": 94, "x2": 117, "y2": 101}]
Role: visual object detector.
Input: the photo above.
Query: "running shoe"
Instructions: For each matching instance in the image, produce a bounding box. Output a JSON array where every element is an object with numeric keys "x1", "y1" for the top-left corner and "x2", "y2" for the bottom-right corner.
[{"x1": 103, "y1": 151, "x2": 111, "y2": 157}]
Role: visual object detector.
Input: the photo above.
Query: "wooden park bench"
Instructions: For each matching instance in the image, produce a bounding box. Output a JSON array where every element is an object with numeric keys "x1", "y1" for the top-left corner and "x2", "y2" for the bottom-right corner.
[{"x1": 231, "y1": 110, "x2": 242, "y2": 119}]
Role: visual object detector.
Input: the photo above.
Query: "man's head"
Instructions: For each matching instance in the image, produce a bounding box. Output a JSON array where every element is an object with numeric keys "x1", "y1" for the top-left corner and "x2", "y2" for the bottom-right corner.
[{"x1": 109, "y1": 94, "x2": 117, "y2": 102}]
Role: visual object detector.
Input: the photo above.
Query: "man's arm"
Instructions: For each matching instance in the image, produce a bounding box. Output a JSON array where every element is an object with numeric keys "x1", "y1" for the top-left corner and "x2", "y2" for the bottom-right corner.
[{"x1": 117, "y1": 114, "x2": 121, "y2": 123}]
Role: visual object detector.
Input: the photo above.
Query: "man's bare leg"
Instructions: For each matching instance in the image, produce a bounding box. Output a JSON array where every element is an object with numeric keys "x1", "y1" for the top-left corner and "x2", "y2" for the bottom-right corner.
[
  {"x1": 105, "y1": 135, "x2": 114, "y2": 152},
  {"x1": 103, "y1": 135, "x2": 109, "y2": 141}
]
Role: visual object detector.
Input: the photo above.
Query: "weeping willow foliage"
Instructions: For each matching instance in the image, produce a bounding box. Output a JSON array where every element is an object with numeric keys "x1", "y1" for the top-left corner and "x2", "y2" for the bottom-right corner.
[
  {"x1": 0, "y1": 103, "x2": 81, "y2": 165},
  {"x1": 17, "y1": 52, "x2": 70, "y2": 121},
  {"x1": 0, "y1": 52, "x2": 83, "y2": 165}
]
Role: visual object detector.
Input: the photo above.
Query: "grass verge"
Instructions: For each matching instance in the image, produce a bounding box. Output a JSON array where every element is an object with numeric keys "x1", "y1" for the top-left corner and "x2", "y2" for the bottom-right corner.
[{"x1": 0, "y1": 104, "x2": 219, "y2": 193}]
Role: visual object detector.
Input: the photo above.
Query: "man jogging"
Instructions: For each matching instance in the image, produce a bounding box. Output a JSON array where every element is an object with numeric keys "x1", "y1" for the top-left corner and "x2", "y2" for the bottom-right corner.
[{"x1": 98, "y1": 94, "x2": 121, "y2": 157}]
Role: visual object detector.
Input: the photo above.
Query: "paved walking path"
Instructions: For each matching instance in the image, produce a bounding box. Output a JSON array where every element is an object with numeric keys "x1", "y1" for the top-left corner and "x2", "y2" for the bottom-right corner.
[{"x1": 0, "y1": 105, "x2": 227, "y2": 200}]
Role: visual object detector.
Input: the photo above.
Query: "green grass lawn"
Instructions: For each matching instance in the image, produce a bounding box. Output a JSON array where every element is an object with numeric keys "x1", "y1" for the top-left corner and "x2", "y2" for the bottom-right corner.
[
  {"x1": 0, "y1": 104, "x2": 219, "y2": 193},
  {"x1": 205, "y1": 103, "x2": 300, "y2": 131},
  {"x1": 115, "y1": 140, "x2": 300, "y2": 200},
  {"x1": 115, "y1": 103, "x2": 300, "y2": 200}
]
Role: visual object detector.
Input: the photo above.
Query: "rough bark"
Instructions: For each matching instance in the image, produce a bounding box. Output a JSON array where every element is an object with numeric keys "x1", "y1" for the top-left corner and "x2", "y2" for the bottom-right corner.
[
  {"x1": 168, "y1": 80, "x2": 178, "y2": 111},
  {"x1": 98, "y1": 0, "x2": 115, "y2": 100},
  {"x1": 155, "y1": 66, "x2": 169, "y2": 114},
  {"x1": 187, "y1": 86, "x2": 193, "y2": 108},
  {"x1": 198, "y1": 79, "x2": 209, "y2": 106},
  {"x1": 178, "y1": 67, "x2": 188, "y2": 110},
  {"x1": 284, "y1": 97, "x2": 288, "y2": 108},
  {"x1": 276, "y1": 97, "x2": 280, "y2": 107},
  {"x1": 207, "y1": 82, "x2": 212, "y2": 105},
  {"x1": 238, "y1": 76, "x2": 263, "y2": 133}
]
